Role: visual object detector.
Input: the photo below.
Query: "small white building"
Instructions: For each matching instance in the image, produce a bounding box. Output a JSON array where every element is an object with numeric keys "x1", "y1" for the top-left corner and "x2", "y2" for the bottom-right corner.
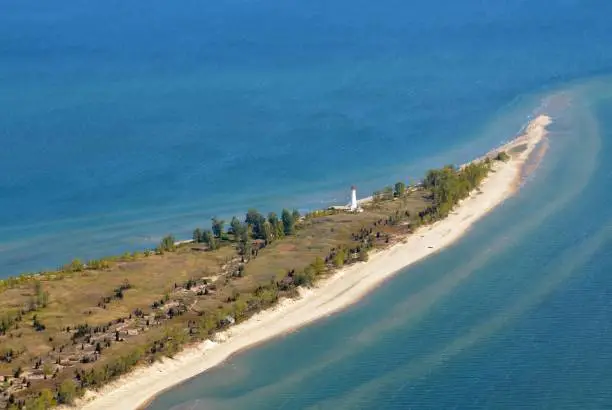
[
  {"x1": 328, "y1": 186, "x2": 364, "y2": 213},
  {"x1": 346, "y1": 185, "x2": 363, "y2": 212},
  {"x1": 350, "y1": 186, "x2": 358, "y2": 211}
]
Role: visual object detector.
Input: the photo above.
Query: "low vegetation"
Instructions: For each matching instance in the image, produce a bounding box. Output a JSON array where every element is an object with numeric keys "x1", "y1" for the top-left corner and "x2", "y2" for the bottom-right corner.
[
  {"x1": 0, "y1": 153, "x2": 510, "y2": 409},
  {"x1": 495, "y1": 150, "x2": 511, "y2": 162}
]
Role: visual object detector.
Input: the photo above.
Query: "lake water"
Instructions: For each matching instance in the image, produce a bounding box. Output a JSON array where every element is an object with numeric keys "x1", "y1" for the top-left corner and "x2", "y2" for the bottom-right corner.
[
  {"x1": 4, "y1": 0, "x2": 612, "y2": 408},
  {"x1": 3, "y1": 0, "x2": 611, "y2": 276},
  {"x1": 148, "y1": 80, "x2": 612, "y2": 409}
]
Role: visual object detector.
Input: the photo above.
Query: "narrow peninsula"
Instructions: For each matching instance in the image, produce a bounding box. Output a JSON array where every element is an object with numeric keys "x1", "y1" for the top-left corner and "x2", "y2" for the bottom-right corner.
[{"x1": 0, "y1": 115, "x2": 551, "y2": 410}]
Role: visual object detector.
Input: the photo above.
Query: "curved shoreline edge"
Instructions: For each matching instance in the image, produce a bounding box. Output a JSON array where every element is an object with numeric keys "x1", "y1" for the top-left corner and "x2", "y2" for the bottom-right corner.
[{"x1": 78, "y1": 115, "x2": 552, "y2": 410}]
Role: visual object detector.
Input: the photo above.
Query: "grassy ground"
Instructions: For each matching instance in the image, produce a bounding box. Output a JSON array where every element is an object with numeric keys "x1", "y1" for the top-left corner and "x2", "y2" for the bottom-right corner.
[{"x1": 0, "y1": 190, "x2": 430, "y2": 408}]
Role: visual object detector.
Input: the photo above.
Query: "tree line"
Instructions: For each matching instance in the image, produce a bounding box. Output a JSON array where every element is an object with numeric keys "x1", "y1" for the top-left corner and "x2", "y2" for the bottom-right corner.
[
  {"x1": 185, "y1": 208, "x2": 301, "y2": 253},
  {"x1": 417, "y1": 158, "x2": 495, "y2": 223}
]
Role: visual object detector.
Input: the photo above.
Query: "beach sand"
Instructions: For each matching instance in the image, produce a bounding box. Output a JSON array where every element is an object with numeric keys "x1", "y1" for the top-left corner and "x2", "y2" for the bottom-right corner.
[{"x1": 77, "y1": 115, "x2": 552, "y2": 410}]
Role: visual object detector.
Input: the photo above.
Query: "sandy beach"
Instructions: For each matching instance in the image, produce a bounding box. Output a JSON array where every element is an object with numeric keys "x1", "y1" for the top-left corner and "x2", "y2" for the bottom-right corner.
[{"x1": 78, "y1": 115, "x2": 552, "y2": 410}]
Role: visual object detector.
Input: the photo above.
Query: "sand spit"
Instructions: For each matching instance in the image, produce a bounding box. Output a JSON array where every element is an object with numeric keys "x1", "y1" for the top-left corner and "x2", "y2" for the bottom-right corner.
[{"x1": 78, "y1": 115, "x2": 552, "y2": 410}]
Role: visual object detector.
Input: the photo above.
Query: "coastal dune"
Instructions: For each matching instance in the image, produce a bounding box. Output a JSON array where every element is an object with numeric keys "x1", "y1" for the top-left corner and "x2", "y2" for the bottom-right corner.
[{"x1": 79, "y1": 115, "x2": 552, "y2": 410}]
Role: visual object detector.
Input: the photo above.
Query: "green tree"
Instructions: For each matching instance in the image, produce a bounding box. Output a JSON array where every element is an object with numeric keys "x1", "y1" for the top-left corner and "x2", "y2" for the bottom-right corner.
[
  {"x1": 420, "y1": 161, "x2": 491, "y2": 221},
  {"x1": 333, "y1": 251, "x2": 345, "y2": 268},
  {"x1": 201, "y1": 230, "x2": 218, "y2": 250},
  {"x1": 359, "y1": 248, "x2": 369, "y2": 262},
  {"x1": 394, "y1": 181, "x2": 406, "y2": 197},
  {"x1": 229, "y1": 216, "x2": 242, "y2": 237},
  {"x1": 211, "y1": 217, "x2": 225, "y2": 238},
  {"x1": 238, "y1": 235, "x2": 252, "y2": 257},
  {"x1": 311, "y1": 256, "x2": 326, "y2": 275},
  {"x1": 192, "y1": 228, "x2": 202, "y2": 243},
  {"x1": 275, "y1": 222, "x2": 285, "y2": 239},
  {"x1": 34, "y1": 281, "x2": 49, "y2": 308},
  {"x1": 239, "y1": 227, "x2": 250, "y2": 243},
  {"x1": 281, "y1": 209, "x2": 295, "y2": 235},
  {"x1": 245, "y1": 209, "x2": 260, "y2": 225},
  {"x1": 209, "y1": 236, "x2": 219, "y2": 251},
  {"x1": 25, "y1": 388, "x2": 56, "y2": 410},
  {"x1": 268, "y1": 212, "x2": 280, "y2": 239},
  {"x1": 159, "y1": 235, "x2": 176, "y2": 252},
  {"x1": 245, "y1": 209, "x2": 266, "y2": 239},
  {"x1": 57, "y1": 379, "x2": 78, "y2": 404},
  {"x1": 231, "y1": 220, "x2": 249, "y2": 241},
  {"x1": 294, "y1": 268, "x2": 314, "y2": 287},
  {"x1": 383, "y1": 186, "x2": 394, "y2": 200},
  {"x1": 233, "y1": 298, "x2": 248, "y2": 320},
  {"x1": 267, "y1": 212, "x2": 284, "y2": 239},
  {"x1": 495, "y1": 151, "x2": 510, "y2": 161},
  {"x1": 267, "y1": 212, "x2": 279, "y2": 226},
  {"x1": 292, "y1": 209, "x2": 301, "y2": 221},
  {"x1": 261, "y1": 220, "x2": 273, "y2": 244},
  {"x1": 42, "y1": 363, "x2": 53, "y2": 380},
  {"x1": 68, "y1": 259, "x2": 84, "y2": 272},
  {"x1": 198, "y1": 315, "x2": 217, "y2": 336}
]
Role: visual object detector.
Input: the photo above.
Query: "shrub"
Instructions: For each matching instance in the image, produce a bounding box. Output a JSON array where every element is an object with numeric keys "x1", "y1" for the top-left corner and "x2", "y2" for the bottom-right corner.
[
  {"x1": 333, "y1": 251, "x2": 345, "y2": 268},
  {"x1": 495, "y1": 151, "x2": 510, "y2": 162},
  {"x1": 359, "y1": 248, "x2": 369, "y2": 262},
  {"x1": 159, "y1": 235, "x2": 176, "y2": 252},
  {"x1": 57, "y1": 379, "x2": 78, "y2": 404}
]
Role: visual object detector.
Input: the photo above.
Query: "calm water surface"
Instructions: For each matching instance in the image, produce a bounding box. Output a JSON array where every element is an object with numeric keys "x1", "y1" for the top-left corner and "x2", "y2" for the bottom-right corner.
[
  {"x1": 2, "y1": 0, "x2": 611, "y2": 275},
  {"x1": 4, "y1": 0, "x2": 612, "y2": 408}
]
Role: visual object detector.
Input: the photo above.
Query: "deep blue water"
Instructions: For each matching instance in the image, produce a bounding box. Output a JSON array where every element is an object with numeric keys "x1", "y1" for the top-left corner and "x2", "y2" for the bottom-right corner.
[
  {"x1": 4, "y1": 0, "x2": 612, "y2": 408},
  {"x1": 2, "y1": 0, "x2": 612, "y2": 275}
]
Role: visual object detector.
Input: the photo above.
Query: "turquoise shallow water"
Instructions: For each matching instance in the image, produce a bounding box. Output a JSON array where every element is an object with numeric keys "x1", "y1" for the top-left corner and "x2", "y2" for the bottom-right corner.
[
  {"x1": 147, "y1": 82, "x2": 612, "y2": 408},
  {"x1": 2, "y1": 0, "x2": 612, "y2": 275}
]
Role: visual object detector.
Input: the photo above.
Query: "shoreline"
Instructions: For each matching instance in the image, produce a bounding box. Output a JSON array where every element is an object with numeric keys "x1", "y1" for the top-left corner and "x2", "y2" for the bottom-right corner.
[{"x1": 78, "y1": 115, "x2": 552, "y2": 410}]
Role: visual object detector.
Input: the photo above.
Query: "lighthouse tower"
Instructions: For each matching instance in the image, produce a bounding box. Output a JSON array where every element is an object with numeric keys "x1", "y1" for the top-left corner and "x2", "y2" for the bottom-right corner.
[{"x1": 350, "y1": 185, "x2": 358, "y2": 211}]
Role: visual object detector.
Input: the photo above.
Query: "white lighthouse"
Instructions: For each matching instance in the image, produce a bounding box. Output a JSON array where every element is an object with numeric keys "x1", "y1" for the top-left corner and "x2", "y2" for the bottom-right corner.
[{"x1": 350, "y1": 185, "x2": 358, "y2": 211}]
